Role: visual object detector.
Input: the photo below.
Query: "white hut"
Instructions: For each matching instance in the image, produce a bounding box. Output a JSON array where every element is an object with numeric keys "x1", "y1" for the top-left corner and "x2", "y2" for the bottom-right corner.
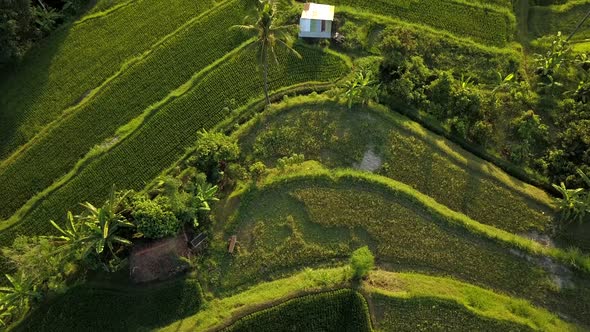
[{"x1": 299, "y1": 3, "x2": 335, "y2": 38}]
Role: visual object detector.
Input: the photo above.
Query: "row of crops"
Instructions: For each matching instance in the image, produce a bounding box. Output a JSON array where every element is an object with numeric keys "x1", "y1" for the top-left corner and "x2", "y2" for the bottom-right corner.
[
  {"x1": 225, "y1": 172, "x2": 590, "y2": 325},
  {"x1": 236, "y1": 99, "x2": 551, "y2": 234},
  {"x1": 15, "y1": 277, "x2": 203, "y2": 331},
  {"x1": 0, "y1": 0, "x2": 249, "y2": 220},
  {"x1": 371, "y1": 293, "x2": 533, "y2": 331},
  {"x1": 321, "y1": 0, "x2": 515, "y2": 46},
  {"x1": 223, "y1": 290, "x2": 371, "y2": 332},
  {"x1": 463, "y1": 0, "x2": 513, "y2": 9},
  {"x1": 0, "y1": 45, "x2": 349, "y2": 254},
  {"x1": 0, "y1": 0, "x2": 216, "y2": 159},
  {"x1": 529, "y1": 0, "x2": 590, "y2": 41}
]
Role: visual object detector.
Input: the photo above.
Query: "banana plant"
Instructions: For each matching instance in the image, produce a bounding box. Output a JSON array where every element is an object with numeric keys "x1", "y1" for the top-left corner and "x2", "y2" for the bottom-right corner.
[
  {"x1": 0, "y1": 273, "x2": 41, "y2": 325},
  {"x1": 80, "y1": 200, "x2": 134, "y2": 257},
  {"x1": 194, "y1": 183, "x2": 220, "y2": 211},
  {"x1": 552, "y1": 178, "x2": 588, "y2": 224},
  {"x1": 457, "y1": 74, "x2": 474, "y2": 92},
  {"x1": 492, "y1": 72, "x2": 516, "y2": 95},
  {"x1": 47, "y1": 211, "x2": 86, "y2": 245},
  {"x1": 340, "y1": 68, "x2": 380, "y2": 109}
]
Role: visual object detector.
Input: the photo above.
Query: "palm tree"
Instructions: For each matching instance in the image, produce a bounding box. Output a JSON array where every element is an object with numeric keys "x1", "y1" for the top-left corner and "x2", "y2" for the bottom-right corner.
[{"x1": 232, "y1": 0, "x2": 301, "y2": 106}]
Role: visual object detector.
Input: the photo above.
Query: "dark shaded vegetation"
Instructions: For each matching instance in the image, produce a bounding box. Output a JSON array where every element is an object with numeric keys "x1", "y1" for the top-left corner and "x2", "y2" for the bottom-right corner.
[
  {"x1": 14, "y1": 275, "x2": 203, "y2": 331},
  {"x1": 223, "y1": 289, "x2": 371, "y2": 332}
]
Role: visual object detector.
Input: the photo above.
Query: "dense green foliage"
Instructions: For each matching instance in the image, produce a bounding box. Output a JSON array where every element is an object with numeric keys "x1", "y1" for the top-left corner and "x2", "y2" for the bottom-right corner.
[
  {"x1": 189, "y1": 130, "x2": 241, "y2": 182},
  {"x1": 0, "y1": 0, "x2": 85, "y2": 64},
  {"x1": 223, "y1": 289, "x2": 371, "y2": 332},
  {"x1": 130, "y1": 196, "x2": 180, "y2": 239},
  {"x1": 372, "y1": 294, "x2": 533, "y2": 332},
  {"x1": 14, "y1": 276, "x2": 203, "y2": 331}
]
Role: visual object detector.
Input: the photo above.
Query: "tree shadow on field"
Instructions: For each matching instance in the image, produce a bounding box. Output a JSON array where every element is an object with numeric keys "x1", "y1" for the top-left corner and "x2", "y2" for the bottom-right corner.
[
  {"x1": 0, "y1": 1, "x2": 115, "y2": 159},
  {"x1": 0, "y1": 28, "x2": 68, "y2": 158},
  {"x1": 12, "y1": 273, "x2": 203, "y2": 332}
]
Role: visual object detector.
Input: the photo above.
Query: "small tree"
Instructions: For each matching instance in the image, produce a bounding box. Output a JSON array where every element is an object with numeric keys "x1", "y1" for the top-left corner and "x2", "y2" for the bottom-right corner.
[
  {"x1": 349, "y1": 246, "x2": 374, "y2": 280},
  {"x1": 191, "y1": 130, "x2": 240, "y2": 182}
]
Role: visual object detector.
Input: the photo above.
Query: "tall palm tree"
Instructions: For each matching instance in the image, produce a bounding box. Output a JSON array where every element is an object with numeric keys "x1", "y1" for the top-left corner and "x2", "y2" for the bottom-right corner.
[{"x1": 232, "y1": 0, "x2": 301, "y2": 106}]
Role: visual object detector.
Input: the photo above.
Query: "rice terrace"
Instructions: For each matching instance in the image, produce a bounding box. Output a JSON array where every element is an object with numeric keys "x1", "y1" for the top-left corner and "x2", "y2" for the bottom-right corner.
[{"x1": 1, "y1": 0, "x2": 590, "y2": 330}]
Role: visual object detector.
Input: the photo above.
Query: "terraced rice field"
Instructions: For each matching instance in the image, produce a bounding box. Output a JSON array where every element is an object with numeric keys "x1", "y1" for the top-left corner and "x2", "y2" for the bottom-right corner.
[{"x1": 2, "y1": 0, "x2": 590, "y2": 330}]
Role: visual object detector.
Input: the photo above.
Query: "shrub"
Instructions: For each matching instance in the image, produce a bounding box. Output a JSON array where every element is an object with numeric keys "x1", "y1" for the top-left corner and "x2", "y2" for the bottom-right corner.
[
  {"x1": 131, "y1": 196, "x2": 181, "y2": 239},
  {"x1": 338, "y1": 20, "x2": 366, "y2": 52},
  {"x1": 190, "y1": 130, "x2": 240, "y2": 182},
  {"x1": 350, "y1": 246, "x2": 374, "y2": 280},
  {"x1": 249, "y1": 161, "x2": 267, "y2": 181}
]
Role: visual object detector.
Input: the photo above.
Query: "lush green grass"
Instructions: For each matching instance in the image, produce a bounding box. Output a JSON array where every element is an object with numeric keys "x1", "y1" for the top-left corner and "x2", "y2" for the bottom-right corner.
[
  {"x1": 237, "y1": 97, "x2": 554, "y2": 234},
  {"x1": 319, "y1": 0, "x2": 515, "y2": 46},
  {"x1": 161, "y1": 267, "x2": 352, "y2": 331},
  {"x1": 223, "y1": 289, "x2": 371, "y2": 332},
  {"x1": 0, "y1": 0, "x2": 215, "y2": 160},
  {"x1": 529, "y1": 1, "x2": 590, "y2": 41},
  {"x1": 369, "y1": 270, "x2": 576, "y2": 331},
  {"x1": 208, "y1": 168, "x2": 590, "y2": 325},
  {"x1": 0, "y1": 0, "x2": 250, "y2": 221},
  {"x1": 13, "y1": 276, "x2": 203, "y2": 331},
  {"x1": 0, "y1": 47, "x2": 349, "y2": 256}
]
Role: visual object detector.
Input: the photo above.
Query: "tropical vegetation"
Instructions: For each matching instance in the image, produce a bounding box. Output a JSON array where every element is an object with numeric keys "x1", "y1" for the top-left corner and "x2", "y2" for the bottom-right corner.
[{"x1": 1, "y1": 0, "x2": 590, "y2": 330}]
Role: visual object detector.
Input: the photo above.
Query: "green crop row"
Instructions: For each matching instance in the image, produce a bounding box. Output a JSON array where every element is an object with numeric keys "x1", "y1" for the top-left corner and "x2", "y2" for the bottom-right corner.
[
  {"x1": 324, "y1": 0, "x2": 515, "y2": 46},
  {"x1": 0, "y1": 46, "x2": 349, "y2": 254},
  {"x1": 371, "y1": 293, "x2": 533, "y2": 331},
  {"x1": 0, "y1": 1, "x2": 250, "y2": 220},
  {"x1": 14, "y1": 277, "x2": 203, "y2": 331},
  {"x1": 221, "y1": 170, "x2": 590, "y2": 325},
  {"x1": 0, "y1": 0, "x2": 215, "y2": 159},
  {"x1": 464, "y1": 0, "x2": 513, "y2": 9},
  {"x1": 369, "y1": 270, "x2": 577, "y2": 331},
  {"x1": 223, "y1": 289, "x2": 371, "y2": 332},
  {"x1": 529, "y1": 0, "x2": 590, "y2": 41}
]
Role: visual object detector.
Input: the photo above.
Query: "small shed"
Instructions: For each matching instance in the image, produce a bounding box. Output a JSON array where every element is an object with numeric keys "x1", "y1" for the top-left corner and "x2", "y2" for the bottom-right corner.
[{"x1": 299, "y1": 3, "x2": 335, "y2": 39}]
